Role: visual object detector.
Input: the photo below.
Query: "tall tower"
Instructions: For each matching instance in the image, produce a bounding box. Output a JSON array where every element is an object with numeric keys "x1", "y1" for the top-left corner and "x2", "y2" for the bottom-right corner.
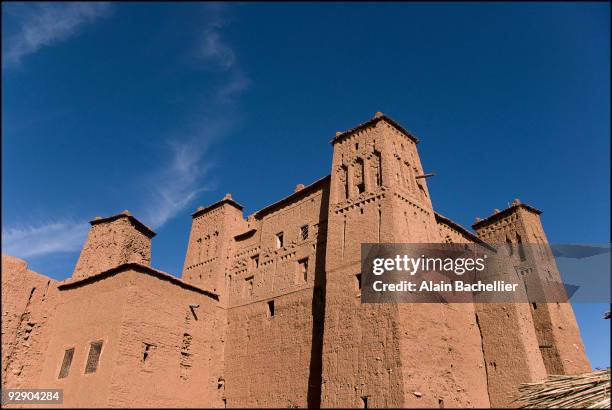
[
  {"x1": 473, "y1": 199, "x2": 591, "y2": 375},
  {"x1": 182, "y1": 194, "x2": 246, "y2": 304},
  {"x1": 73, "y1": 210, "x2": 155, "y2": 279},
  {"x1": 320, "y1": 113, "x2": 490, "y2": 408}
]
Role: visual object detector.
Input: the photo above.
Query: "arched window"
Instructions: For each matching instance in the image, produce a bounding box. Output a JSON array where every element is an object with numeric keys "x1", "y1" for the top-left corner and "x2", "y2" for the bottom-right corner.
[
  {"x1": 355, "y1": 158, "x2": 365, "y2": 194},
  {"x1": 372, "y1": 151, "x2": 382, "y2": 187},
  {"x1": 404, "y1": 161, "x2": 414, "y2": 190},
  {"x1": 340, "y1": 165, "x2": 349, "y2": 199}
]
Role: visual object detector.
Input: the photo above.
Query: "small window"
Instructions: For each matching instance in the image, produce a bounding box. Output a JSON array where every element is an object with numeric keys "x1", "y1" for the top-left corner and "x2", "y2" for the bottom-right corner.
[
  {"x1": 267, "y1": 300, "x2": 275, "y2": 317},
  {"x1": 142, "y1": 342, "x2": 156, "y2": 364},
  {"x1": 58, "y1": 348, "x2": 75, "y2": 379},
  {"x1": 297, "y1": 258, "x2": 309, "y2": 283},
  {"x1": 373, "y1": 151, "x2": 382, "y2": 187},
  {"x1": 84, "y1": 341, "x2": 103, "y2": 374},
  {"x1": 275, "y1": 232, "x2": 284, "y2": 248},
  {"x1": 341, "y1": 165, "x2": 349, "y2": 199},
  {"x1": 251, "y1": 254, "x2": 259, "y2": 269},
  {"x1": 356, "y1": 274, "x2": 362, "y2": 291},
  {"x1": 300, "y1": 225, "x2": 309, "y2": 241},
  {"x1": 355, "y1": 158, "x2": 365, "y2": 193}
]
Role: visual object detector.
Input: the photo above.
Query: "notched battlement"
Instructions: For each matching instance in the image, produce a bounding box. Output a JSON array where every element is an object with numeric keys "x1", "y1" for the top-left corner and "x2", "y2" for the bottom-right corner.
[
  {"x1": 331, "y1": 111, "x2": 420, "y2": 145},
  {"x1": 252, "y1": 175, "x2": 330, "y2": 220},
  {"x1": 473, "y1": 198, "x2": 542, "y2": 230},
  {"x1": 192, "y1": 193, "x2": 244, "y2": 219}
]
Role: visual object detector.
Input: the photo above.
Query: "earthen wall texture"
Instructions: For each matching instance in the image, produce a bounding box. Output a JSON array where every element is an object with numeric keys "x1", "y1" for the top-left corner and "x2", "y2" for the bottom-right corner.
[
  {"x1": 1, "y1": 114, "x2": 592, "y2": 408},
  {"x1": 73, "y1": 217, "x2": 152, "y2": 280},
  {"x1": 223, "y1": 183, "x2": 329, "y2": 407},
  {"x1": 182, "y1": 201, "x2": 246, "y2": 299},
  {"x1": 474, "y1": 207, "x2": 591, "y2": 381},
  {"x1": 28, "y1": 268, "x2": 223, "y2": 408},
  {"x1": 2, "y1": 255, "x2": 59, "y2": 391},
  {"x1": 320, "y1": 121, "x2": 491, "y2": 408}
]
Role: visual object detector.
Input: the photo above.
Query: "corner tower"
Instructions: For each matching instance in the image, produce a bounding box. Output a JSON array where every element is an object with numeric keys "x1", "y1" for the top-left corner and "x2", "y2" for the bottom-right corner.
[
  {"x1": 320, "y1": 113, "x2": 490, "y2": 408},
  {"x1": 72, "y1": 210, "x2": 155, "y2": 279},
  {"x1": 473, "y1": 199, "x2": 591, "y2": 375},
  {"x1": 182, "y1": 194, "x2": 246, "y2": 303}
]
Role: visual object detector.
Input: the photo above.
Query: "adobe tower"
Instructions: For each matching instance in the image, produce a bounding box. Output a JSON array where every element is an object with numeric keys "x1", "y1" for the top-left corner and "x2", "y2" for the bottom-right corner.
[
  {"x1": 472, "y1": 200, "x2": 590, "y2": 376},
  {"x1": 320, "y1": 112, "x2": 490, "y2": 408}
]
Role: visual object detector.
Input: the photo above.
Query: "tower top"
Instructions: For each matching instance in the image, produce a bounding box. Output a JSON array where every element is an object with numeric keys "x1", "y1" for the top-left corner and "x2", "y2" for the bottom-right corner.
[
  {"x1": 73, "y1": 211, "x2": 155, "y2": 279},
  {"x1": 192, "y1": 194, "x2": 244, "y2": 218},
  {"x1": 89, "y1": 210, "x2": 155, "y2": 238},
  {"x1": 472, "y1": 200, "x2": 542, "y2": 230},
  {"x1": 330, "y1": 112, "x2": 420, "y2": 145}
]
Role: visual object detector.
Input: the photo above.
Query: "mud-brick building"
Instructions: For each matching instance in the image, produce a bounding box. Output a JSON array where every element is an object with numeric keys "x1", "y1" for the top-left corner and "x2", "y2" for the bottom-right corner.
[{"x1": 2, "y1": 112, "x2": 591, "y2": 408}]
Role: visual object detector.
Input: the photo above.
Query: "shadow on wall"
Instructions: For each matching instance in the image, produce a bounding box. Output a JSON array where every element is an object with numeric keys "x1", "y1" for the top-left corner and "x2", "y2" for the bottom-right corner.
[{"x1": 307, "y1": 183, "x2": 330, "y2": 408}]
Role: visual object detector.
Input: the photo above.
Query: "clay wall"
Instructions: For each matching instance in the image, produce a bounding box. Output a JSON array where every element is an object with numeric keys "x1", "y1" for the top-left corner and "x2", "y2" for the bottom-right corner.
[
  {"x1": 2, "y1": 255, "x2": 59, "y2": 390},
  {"x1": 474, "y1": 299, "x2": 549, "y2": 407},
  {"x1": 223, "y1": 179, "x2": 329, "y2": 407},
  {"x1": 321, "y1": 119, "x2": 404, "y2": 407},
  {"x1": 1, "y1": 113, "x2": 595, "y2": 409},
  {"x1": 436, "y1": 217, "x2": 476, "y2": 244},
  {"x1": 474, "y1": 205, "x2": 591, "y2": 376},
  {"x1": 32, "y1": 266, "x2": 222, "y2": 408},
  {"x1": 380, "y1": 121, "x2": 491, "y2": 408}
]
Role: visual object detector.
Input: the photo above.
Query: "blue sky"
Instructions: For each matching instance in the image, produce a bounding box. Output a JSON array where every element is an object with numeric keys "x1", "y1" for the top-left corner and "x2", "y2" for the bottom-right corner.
[{"x1": 2, "y1": 2, "x2": 610, "y2": 369}]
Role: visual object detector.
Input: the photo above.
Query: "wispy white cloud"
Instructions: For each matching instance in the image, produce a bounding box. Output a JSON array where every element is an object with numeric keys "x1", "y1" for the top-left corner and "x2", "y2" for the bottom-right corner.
[
  {"x1": 216, "y1": 68, "x2": 250, "y2": 104},
  {"x1": 144, "y1": 139, "x2": 216, "y2": 229},
  {"x1": 141, "y1": 4, "x2": 250, "y2": 228},
  {"x1": 3, "y1": 2, "x2": 112, "y2": 68},
  {"x1": 196, "y1": 3, "x2": 235, "y2": 70},
  {"x1": 199, "y1": 27, "x2": 236, "y2": 70},
  {"x1": 3, "y1": 4, "x2": 251, "y2": 263},
  {"x1": 1, "y1": 220, "x2": 88, "y2": 258},
  {"x1": 195, "y1": 3, "x2": 250, "y2": 103}
]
